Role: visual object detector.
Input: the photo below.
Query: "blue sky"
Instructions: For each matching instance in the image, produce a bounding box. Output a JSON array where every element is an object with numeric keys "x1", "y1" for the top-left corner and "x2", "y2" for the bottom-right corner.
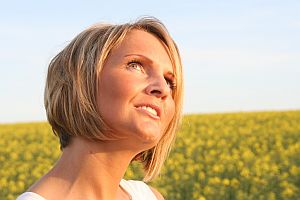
[{"x1": 1, "y1": 0, "x2": 299, "y2": 123}]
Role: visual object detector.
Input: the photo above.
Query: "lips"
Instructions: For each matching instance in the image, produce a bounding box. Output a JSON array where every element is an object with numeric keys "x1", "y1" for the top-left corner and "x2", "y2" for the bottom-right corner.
[{"x1": 134, "y1": 103, "x2": 161, "y2": 119}]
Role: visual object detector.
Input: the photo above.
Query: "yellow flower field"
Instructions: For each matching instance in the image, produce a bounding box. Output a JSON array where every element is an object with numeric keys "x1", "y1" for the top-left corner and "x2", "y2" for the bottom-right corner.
[{"x1": 0, "y1": 110, "x2": 300, "y2": 199}]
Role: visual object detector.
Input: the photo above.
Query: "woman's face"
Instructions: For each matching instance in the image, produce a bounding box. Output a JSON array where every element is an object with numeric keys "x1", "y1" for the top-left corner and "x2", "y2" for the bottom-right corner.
[{"x1": 97, "y1": 29, "x2": 175, "y2": 148}]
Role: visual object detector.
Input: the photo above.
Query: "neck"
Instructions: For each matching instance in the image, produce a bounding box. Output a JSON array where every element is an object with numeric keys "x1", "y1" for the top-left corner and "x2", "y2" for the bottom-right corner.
[{"x1": 45, "y1": 137, "x2": 138, "y2": 200}]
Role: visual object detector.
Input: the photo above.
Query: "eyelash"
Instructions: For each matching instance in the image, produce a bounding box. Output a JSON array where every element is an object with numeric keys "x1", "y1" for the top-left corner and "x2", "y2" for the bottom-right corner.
[
  {"x1": 165, "y1": 77, "x2": 176, "y2": 90},
  {"x1": 127, "y1": 60, "x2": 144, "y2": 72},
  {"x1": 126, "y1": 60, "x2": 176, "y2": 90}
]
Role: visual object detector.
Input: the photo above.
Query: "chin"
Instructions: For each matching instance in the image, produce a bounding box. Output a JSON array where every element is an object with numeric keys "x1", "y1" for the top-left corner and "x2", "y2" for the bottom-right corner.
[
  {"x1": 139, "y1": 134, "x2": 161, "y2": 145},
  {"x1": 134, "y1": 128, "x2": 163, "y2": 149}
]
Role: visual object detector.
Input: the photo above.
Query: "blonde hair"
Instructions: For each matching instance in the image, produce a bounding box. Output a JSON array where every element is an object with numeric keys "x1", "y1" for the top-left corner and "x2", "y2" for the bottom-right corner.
[{"x1": 44, "y1": 17, "x2": 183, "y2": 181}]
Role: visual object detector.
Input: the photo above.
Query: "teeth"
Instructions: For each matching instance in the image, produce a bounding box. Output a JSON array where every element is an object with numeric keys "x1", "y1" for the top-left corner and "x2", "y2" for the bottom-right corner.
[{"x1": 140, "y1": 106, "x2": 158, "y2": 116}]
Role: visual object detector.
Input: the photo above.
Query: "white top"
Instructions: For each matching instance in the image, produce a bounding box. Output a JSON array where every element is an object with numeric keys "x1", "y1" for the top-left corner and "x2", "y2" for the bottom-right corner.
[
  {"x1": 16, "y1": 179, "x2": 158, "y2": 200},
  {"x1": 16, "y1": 192, "x2": 46, "y2": 200},
  {"x1": 119, "y1": 179, "x2": 157, "y2": 200}
]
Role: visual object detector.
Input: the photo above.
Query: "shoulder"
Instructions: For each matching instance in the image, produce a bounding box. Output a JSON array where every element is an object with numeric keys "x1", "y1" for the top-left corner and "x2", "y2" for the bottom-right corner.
[{"x1": 149, "y1": 186, "x2": 165, "y2": 200}]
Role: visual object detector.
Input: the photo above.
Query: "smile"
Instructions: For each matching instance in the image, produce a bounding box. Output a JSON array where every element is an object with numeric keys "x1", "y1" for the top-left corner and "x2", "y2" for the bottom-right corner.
[{"x1": 135, "y1": 104, "x2": 161, "y2": 119}]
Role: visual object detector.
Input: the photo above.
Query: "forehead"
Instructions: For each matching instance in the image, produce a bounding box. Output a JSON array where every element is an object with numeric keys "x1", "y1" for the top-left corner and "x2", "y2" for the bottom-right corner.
[{"x1": 111, "y1": 29, "x2": 174, "y2": 73}]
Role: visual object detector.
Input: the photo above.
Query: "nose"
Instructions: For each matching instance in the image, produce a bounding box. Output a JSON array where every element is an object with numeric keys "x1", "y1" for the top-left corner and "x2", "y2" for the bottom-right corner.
[{"x1": 145, "y1": 75, "x2": 170, "y2": 100}]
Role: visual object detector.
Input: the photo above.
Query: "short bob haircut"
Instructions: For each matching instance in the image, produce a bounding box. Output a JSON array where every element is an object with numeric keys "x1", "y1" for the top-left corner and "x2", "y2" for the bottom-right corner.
[{"x1": 44, "y1": 17, "x2": 183, "y2": 181}]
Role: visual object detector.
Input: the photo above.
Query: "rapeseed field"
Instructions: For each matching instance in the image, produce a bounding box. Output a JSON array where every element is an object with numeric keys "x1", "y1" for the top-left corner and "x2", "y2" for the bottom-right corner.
[{"x1": 1, "y1": 110, "x2": 300, "y2": 200}]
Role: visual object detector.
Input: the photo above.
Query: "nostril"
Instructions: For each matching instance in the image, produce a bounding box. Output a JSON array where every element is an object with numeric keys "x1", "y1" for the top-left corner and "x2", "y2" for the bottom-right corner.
[{"x1": 150, "y1": 89, "x2": 161, "y2": 95}]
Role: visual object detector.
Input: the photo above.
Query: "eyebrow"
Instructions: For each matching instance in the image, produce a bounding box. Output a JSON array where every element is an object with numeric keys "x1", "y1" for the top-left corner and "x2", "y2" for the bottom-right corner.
[{"x1": 124, "y1": 54, "x2": 175, "y2": 78}]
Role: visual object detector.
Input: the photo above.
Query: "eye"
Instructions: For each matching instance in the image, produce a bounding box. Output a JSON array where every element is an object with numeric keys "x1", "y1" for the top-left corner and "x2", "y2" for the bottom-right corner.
[
  {"x1": 165, "y1": 77, "x2": 176, "y2": 90},
  {"x1": 127, "y1": 60, "x2": 144, "y2": 73}
]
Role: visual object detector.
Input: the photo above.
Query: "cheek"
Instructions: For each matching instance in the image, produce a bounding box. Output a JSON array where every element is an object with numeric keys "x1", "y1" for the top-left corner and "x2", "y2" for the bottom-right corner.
[
  {"x1": 97, "y1": 72, "x2": 140, "y2": 120},
  {"x1": 97, "y1": 77, "x2": 121, "y2": 118},
  {"x1": 99, "y1": 74, "x2": 133, "y2": 103},
  {"x1": 165, "y1": 99, "x2": 176, "y2": 124}
]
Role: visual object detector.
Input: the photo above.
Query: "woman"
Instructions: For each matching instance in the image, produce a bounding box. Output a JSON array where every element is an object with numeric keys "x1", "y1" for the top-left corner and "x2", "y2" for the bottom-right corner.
[{"x1": 17, "y1": 17, "x2": 183, "y2": 200}]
